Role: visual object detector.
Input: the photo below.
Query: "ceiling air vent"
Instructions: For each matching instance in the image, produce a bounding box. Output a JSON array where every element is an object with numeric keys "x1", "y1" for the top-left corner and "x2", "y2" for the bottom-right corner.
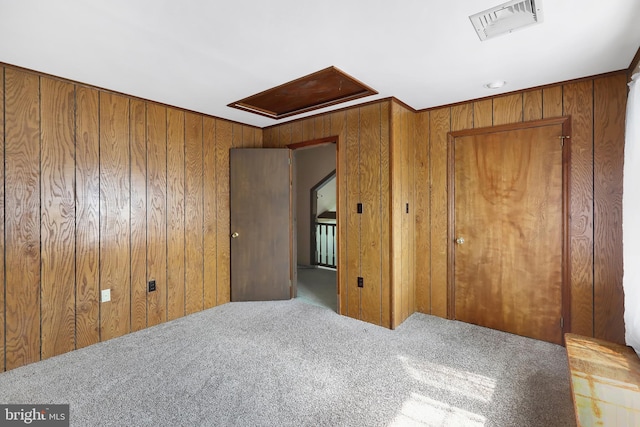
[{"x1": 470, "y1": 0, "x2": 543, "y2": 41}]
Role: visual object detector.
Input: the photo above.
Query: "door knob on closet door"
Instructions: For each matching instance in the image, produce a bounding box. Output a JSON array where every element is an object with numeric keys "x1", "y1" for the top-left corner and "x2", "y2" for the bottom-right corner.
[
  {"x1": 456, "y1": 237, "x2": 465, "y2": 245},
  {"x1": 231, "y1": 232, "x2": 239, "y2": 238}
]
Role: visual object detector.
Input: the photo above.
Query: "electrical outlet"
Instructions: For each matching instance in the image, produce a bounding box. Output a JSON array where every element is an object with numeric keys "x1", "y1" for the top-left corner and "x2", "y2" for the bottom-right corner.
[
  {"x1": 148, "y1": 280, "x2": 156, "y2": 292},
  {"x1": 101, "y1": 289, "x2": 111, "y2": 303}
]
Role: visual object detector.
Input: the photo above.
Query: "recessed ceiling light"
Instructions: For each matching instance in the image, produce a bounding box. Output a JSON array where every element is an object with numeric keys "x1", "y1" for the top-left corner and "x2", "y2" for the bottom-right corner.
[{"x1": 484, "y1": 80, "x2": 507, "y2": 89}]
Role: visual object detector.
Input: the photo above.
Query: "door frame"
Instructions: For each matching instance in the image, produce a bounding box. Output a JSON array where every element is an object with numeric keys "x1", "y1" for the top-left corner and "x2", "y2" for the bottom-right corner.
[
  {"x1": 446, "y1": 116, "x2": 572, "y2": 334},
  {"x1": 310, "y1": 169, "x2": 337, "y2": 267},
  {"x1": 288, "y1": 136, "x2": 340, "y2": 312}
]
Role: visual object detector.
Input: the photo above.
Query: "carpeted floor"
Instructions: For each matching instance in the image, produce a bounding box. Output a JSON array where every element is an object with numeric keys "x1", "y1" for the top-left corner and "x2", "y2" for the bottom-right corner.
[
  {"x1": 0, "y1": 299, "x2": 575, "y2": 426},
  {"x1": 296, "y1": 265, "x2": 337, "y2": 311}
]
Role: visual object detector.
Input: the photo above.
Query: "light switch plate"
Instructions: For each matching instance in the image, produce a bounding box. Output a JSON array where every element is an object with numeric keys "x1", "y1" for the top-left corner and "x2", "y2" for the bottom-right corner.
[{"x1": 101, "y1": 289, "x2": 111, "y2": 303}]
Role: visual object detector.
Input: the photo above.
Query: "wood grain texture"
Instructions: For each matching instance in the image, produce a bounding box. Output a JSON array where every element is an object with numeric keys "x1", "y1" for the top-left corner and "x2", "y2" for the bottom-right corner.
[
  {"x1": 593, "y1": 74, "x2": 626, "y2": 344},
  {"x1": 291, "y1": 121, "x2": 303, "y2": 145},
  {"x1": 302, "y1": 118, "x2": 315, "y2": 141},
  {"x1": 359, "y1": 103, "x2": 382, "y2": 325},
  {"x1": 563, "y1": 81, "x2": 594, "y2": 337},
  {"x1": 380, "y1": 102, "x2": 391, "y2": 328},
  {"x1": 255, "y1": 126, "x2": 263, "y2": 148},
  {"x1": 524, "y1": 90, "x2": 543, "y2": 121},
  {"x1": 474, "y1": 99, "x2": 492, "y2": 128},
  {"x1": 129, "y1": 99, "x2": 147, "y2": 332},
  {"x1": 314, "y1": 115, "x2": 325, "y2": 139},
  {"x1": 492, "y1": 93, "x2": 523, "y2": 126},
  {"x1": 216, "y1": 120, "x2": 232, "y2": 304},
  {"x1": 203, "y1": 117, "x2": 218, "y2": 309},
  {"x1": 262, "y1": 127, "x2": 277, "y2": 148},
  {"x1": 451, "y1": 103, "x2": 473, "y2": 132},
  {"x1": 4, "y1": 69, "x2": 41, "y2": 369},
  {"x1": 331, "y1": 110, "x2": 348, "y2": 315},
  {"x1": 0, "y1": 66, "x2": 4, "y2": 371},
  {"x1": 185, "y1": 113, "x2": 204, "y2": 314},
  {"x1": 99, "y1": 92, "x2": 131, "y2": 341},
  {"x1": 232, "y1": 123, "x2": 243, "y2": 149},
  {"x1": 279, "y1": 123, "x2": 292, "y2": 148},
  {"x1": 167, "y1": 108, "x2": 185, "y2": 319},
  {"x1": 75, "y1": 86, "x2": 100, "y2": 349},
  {"x1": 414, "y1": 111, "x2": 430, "y2": 314},
  {"x1": 543, "y1": 86, "x2": 563, "y2": 118},
  {"x1": 146, "y1": 103, "x2": 167, "y2": 326},
  {"x1": 390, "y1": 104, "x2": 403, "y2": 327},
  {"x1": 346, "y1": 108, "x2": 361, "y2": 319},
  {"x1": 429, "y1": 107, "x2": 450, "y2": 318},
  {"x1": 402, "y1": 106, "x2": 416, "y2": 322},
  {"x1": 40, "y1": 77, "x2": 76, "y2": 359}
]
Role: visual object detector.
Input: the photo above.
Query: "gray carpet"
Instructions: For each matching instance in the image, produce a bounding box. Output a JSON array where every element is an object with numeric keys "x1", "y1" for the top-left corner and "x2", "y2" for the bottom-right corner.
[
  {"x1": 296, "y1": 266, "x2": 337, "y2": 311},
  {"x1": 0, "y1": 299, "x2": 575, "y2": 427}
]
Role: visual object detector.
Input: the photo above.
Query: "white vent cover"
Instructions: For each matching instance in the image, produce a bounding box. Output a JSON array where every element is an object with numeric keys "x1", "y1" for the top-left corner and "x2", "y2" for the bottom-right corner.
[{"x1": 470, "y1": 0, "x2": 543, "y2": 41}]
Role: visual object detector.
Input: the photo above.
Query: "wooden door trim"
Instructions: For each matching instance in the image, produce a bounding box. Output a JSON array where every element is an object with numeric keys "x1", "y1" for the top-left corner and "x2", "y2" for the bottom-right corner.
[{"x1": 446, "y1": 116, "x2": 572, "y2": 337}]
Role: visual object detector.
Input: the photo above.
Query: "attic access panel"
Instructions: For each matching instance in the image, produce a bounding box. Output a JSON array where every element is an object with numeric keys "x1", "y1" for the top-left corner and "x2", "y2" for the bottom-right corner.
[{"x1": 228, "y1": 66, "x2": 378, "y2": 120}]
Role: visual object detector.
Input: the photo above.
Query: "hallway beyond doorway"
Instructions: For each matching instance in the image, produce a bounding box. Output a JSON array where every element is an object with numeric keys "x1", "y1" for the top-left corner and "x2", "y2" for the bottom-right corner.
[{"x1": 296, "y1": 265, "x2": 336, "y2": 311}]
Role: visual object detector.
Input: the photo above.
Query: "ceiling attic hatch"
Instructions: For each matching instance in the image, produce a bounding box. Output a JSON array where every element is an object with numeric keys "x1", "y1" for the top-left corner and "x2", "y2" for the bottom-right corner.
[
  {"x1": 228, "y1": 66, "x2": 377, "y2": 120},
  {"x1": 470, "y1": 0, "x2": 544, "y2": 41}
]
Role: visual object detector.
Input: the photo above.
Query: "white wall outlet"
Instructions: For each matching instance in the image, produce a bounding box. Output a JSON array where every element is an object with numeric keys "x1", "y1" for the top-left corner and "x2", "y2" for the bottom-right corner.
[{"x1": 101, "y1": 289, "x2": 111, "y2": 303}]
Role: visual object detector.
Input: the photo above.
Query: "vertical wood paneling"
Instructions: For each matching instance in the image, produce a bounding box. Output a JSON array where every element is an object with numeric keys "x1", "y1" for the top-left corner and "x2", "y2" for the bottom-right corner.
[
  {"x1": 302, "y1": 118, "x2": 315, "y2": 141},
  {"x1": 291, "y1": 121, "x2": 303, "y2": 144},
  {"x1": 493, "y1": 93, "x2": 523, "y2": 126},
  {"x1": 0, "y1": 66, "x2": 4, "y2": 371},
  {"x1": 262, "y1": 127, "x2": 277, "y2": 148},
  {"x1": 390, "y1": 105, "x2": 403, "y2": 326},
  {"x1": 359, "y1": 104, "x2": 382, "y2": 325},
  {"x1": 593, "y1": 74, "x2": 626, "y2": 344},
  {"x1": 4, "y1": 69, "x2": 41, "y2": 369},
  {"x1": 185, "y1": 113, "x2": 204, "y2": 314},
  {"x1": 414, "y1": 111, "x2": 430, "y2": 314},
  {"x1": 543, "y1": 86, "x2": 563, "y2": 118},
  {"x1": 331, "y1": 111, "x2": 348, "y2": 315},
  {"x1": 563, "y1": 81, "x2": 594, "y2": 336},
  {"x1": 323, "y1": 115, "x2": 332, "y2": 139},
  {"x1": 167, "y1": 108, "x2": 185, "y2": 319},
  {"x1": 346, "y1": 108, "x2": 361, "y2": 319},
  {"x1": 429, "y1": 107, "x2": 450, "y2": 318},
  {"x1": 314, "y1": 115, "x2": 325, "y2": 138},
  {"x1": 474, "y1": 99, "x2": 493, "y2": 128},
  {"x1": 524, "y1": 90, "x2": 543, "y2": 121},
  {"x1": 216, "y1": 120, "x2": 232, "y2": 304},
  {"x1": 240, "y1": 124, "x2": 254, "y2": 148},
  {"x1": 75, "y1": 86, "x2": 100, "y2": 349},
  {"x1": 146, "y1": 103, "x2": 167, "y2": 326},
  {"x1": 129, "y1": 99, "x2": 147, "y2": 332},
  {"x1": 203, "y1": 117, "x2": 218, "y2": 309},
  {"x1": 40, "y1": 77, "x2": 76, "y2": 360},
  {"x1": 403, "y1": 107, "x2": 415, "y2": 321},
  {"x1": 451, "y1": 104, "x2": 473, "y2": 131},
  {"x1": 255, "y1": 127, "x2": 263, "y2": 148},
  {"x1": 380, "y1": 102, "x2": 391, "y2": 328},
  {"x1": 279, "y1": 123, "x2": 292, "y2": 148},
  {"x1": 232, "y1": 123, "x2": 243, "y2": 149},
  {"x1": 99, "y1": 92, "x2": 131, "y2": 341}
]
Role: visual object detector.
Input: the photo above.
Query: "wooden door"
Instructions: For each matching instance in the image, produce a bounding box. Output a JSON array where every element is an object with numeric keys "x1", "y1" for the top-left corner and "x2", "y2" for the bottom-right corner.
[
  {"x1": 450, "y1": 119, "x2": 569, "y2": 344},
  {"x1": 230, "y1": 149, "x2": 291, "y2": 301}
]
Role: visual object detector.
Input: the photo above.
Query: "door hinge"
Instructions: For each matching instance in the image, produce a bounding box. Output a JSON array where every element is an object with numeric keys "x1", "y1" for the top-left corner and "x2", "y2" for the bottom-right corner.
[
  {"x1": 357, "y1": 277, "x2": 364, "y2": 288},
  {"x1": 559, "y1": 136, "x2": 570, "y2": 147}
]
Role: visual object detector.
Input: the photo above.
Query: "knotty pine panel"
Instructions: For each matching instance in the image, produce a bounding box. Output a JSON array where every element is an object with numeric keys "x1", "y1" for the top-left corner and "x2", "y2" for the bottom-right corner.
[
  {"x1": 359, "y1": 103, "x2": 383, "y2": 326},
  {"x1": 414, "y1": 111, "x2": 430, "y2": 314},
  {"x1": 543, "y1": 86, "x2": 563, "y2": 118},
  {"x1": 185, "y1": 113, "x2": 204, "y2": 314},
  {"x1": 129, "y1": 99, "x2": 147, "y2": 332},
  {"x1": 4, "y1": 68, "x2": 41, "y2": 370},
  {"x1": 492, "y1": 93, "x2": 523, "y2": 126},
  {"x1": 99, "y1": 92, "x2": 131, "y2": 341},
  {"x1": 216, "y1": 120, "x2": 233, "y2": 305},
  {"x1": 593, "y1": 74, "x2": 626, "y2": 344},
  {"x1": 331, "y1": 110, "x2": 348, "y2": 315},
  {"x1": 203, "y1": 117, "x2": 218, "y2": 309},
  {"x1": 345, "y1": 108, "x2": 361, "y2": 319},
  {"x1": 40, "y1": 77, "x2": 76, "y2": 360},
  {"x1": 429, "y1": 107, "x2": 451, "y2": 318},
  {"x1": 474, "y1": 99, "x2": 493, "y2": 128},
  {"x1": 0, "y1": 66, "x2": 4, "y2": 371},
  {"x1": 524, "y1": 90, "x2": 543, "y2": 121},
  {"x1": 146, "y1": 103, "x2": 167, "y2": 326},
  {"x1": 75, "y1": 86, "x2": 100, "y2": 349},
  {"x1": 563, "y1": 81, "x2": 595, "y2": 337},
  {"x1": 380, "y1": 102, "x2": 391, "y2": 328},
  {"x1": 167, "y1": 108, "x2": 186, "y2": 319}
]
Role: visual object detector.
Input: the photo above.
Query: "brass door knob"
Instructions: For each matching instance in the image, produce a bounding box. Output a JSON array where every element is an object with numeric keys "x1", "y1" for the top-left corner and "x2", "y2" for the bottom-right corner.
[
  {"x1": 456, "y1": 237, "x2": 465, "y2": 245},
  {"x1": 231, "y1": 232, "x2": 239, "y2": 238}
]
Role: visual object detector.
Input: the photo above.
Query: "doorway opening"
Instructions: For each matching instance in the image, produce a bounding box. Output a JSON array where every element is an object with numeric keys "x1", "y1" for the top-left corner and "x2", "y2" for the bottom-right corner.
[{"x1": 291, "y1": 140, "x2": 337, "y2": 311}]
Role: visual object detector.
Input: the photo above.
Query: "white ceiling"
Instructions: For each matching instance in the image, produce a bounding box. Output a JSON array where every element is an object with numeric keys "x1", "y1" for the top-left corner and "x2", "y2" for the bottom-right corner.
[{"x1": 1, "y1": 0, "x2": 639, "y2": 128}]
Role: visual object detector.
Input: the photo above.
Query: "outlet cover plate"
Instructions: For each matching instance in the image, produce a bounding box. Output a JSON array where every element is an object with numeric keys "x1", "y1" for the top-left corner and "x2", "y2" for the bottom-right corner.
[{"x1": 101, "y1": 289, "x2": 111, "y2": 303}]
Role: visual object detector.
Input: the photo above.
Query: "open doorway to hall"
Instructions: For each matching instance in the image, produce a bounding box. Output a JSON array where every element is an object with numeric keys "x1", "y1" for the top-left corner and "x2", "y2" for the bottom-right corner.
[{"x1": 293, "y1": 143, "x2": 337, "y2": 311}]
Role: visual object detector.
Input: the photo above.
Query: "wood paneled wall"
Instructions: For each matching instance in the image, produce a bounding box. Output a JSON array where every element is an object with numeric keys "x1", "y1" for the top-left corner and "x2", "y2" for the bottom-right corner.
[
  {"x1": 415, "y1": 72, "x2": 628, "y2": 344},
  {"x1": 0, "y1": 64, "x2": 261, "y2": 371},
  {"x1": 263, "y1": 104, "x2": 392, "y2": 327}
]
